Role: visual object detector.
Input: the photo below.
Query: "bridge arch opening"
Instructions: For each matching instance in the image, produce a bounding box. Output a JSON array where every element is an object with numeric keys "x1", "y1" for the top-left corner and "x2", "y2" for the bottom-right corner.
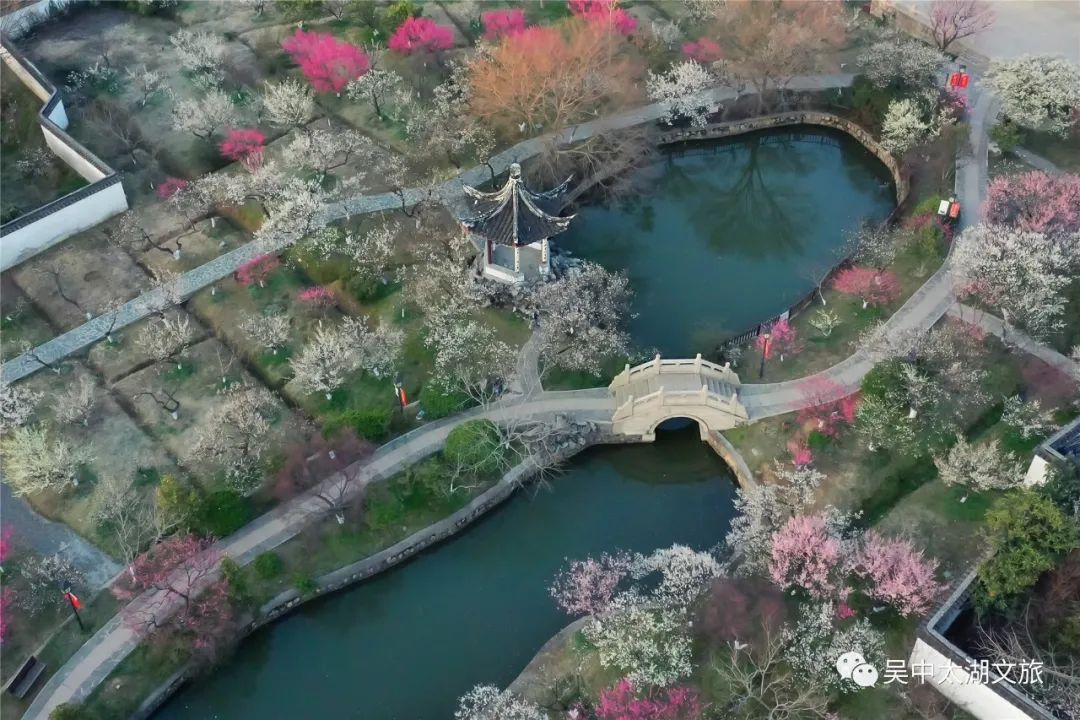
[{"x1": 650, "y1": 415, "x2": 710, "y2": 442}]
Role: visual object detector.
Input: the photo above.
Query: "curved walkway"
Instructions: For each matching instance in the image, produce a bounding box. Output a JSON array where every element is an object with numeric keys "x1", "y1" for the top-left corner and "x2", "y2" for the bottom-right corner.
[
  {"x1": 948, "y1": 304, "x2": 1080, "y2": 382},
  {"x1": 22, "y1": 71, "x2": 998, "y2": 718}
]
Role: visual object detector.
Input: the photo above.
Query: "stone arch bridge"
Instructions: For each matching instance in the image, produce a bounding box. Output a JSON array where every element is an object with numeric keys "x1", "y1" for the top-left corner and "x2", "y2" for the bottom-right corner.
[{"x1": 608, "y1": 354, "x2": 749, "y2": 440}]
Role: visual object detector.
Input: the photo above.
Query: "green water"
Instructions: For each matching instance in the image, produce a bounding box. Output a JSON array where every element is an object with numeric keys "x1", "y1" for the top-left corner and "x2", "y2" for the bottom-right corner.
[
  {"x1": 560, "y1": 127, "x2": 896, "y2": 356},
  {"x1": 156, "y1": 426, "x2": 737, "y2": 719}
]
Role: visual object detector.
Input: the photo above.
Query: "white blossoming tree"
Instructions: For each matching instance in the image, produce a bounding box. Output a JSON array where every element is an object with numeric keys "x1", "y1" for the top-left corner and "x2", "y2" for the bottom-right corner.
[
  {"x1": 137, "y1": 313, "x2": 195, "y2": 368},
  {"x1": 782, "y1": 602, "x2": 887, "y2": 694},
  {"x1": 262, "y1": 78, "x2": 316, "y2": 132},
  {"x1": 934, "y1": 436, "x2": 1023, "y2": 493},
  {"x1": 453, "y1": 685, "x2": 545, "y2": 720},
  {"x1": 583, "y1": 600, "x2": 694, "y2": 688},
  {"x1": 984, "y1": 55, "x2": 1080, "y2": 135},
  {"x1": 169, "y1": 29, "x2": 226, "y2": 87},
  {"x1": 857, "y1": 34, "x2": 946, "y2": 93},
  {"x1": 291, "y1": 322, "x2": 360, "y2": 399},
  {"x1": 190, "y1": 384, "x2": 277, "y2": 490},
  {"x1": 647, "y1": 60, "x2": 715, "y2": 127},
  {"x1": 953, "y1": 224, "x2": 1079, "y2": 339},
  {"x1": 880, "y1": 97, "x2": 939, "y2": 155},
  {"x1": 425, "y1": 318, "x2": 516, "y2": 404},
  {"x1": 1001, "y1": 395, "x2": 1055, "y2": 440},
  {"x1": 632, "y1": 545, "x2": 722, "y2": 609},
  {"x1": 304, "y1": 224, "x2": 396, "y2": 286},
  {"x1": 2, "y1": 425, "x2": 92, "y2": 495},
  {"x1": 529, "y1": 262, "x2": 632, "y2": 376},
  {"x1": 346, "y1": 67, "x2": 405, "y2": 120},
  {"x1": 54, "y1": 375, "x2": 96, "y2": 426},
  {"x1": 0, "y1": 380, "x2": 41, "y2": 432},
  {"x1": 240, "y1": 313, "x2": 291, "y2": 355},
  {"x1": 171, "y1": 89, "x2": 238, "y2": 140},
  {"x1": 281, "y1": 127, "x2": 378, "y2": 182}
]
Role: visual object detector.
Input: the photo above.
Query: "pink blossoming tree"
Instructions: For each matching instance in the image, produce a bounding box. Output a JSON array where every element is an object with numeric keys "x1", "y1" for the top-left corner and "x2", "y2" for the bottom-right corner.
[
  {"x1": 797, "y1": 378, "x2": 859, "y2": 437},
  {"x1": 297, "y1": 285, "x2": 336, "y2": 309},
  {"x1": 596, "y1": 678, "x2": 703, "y2": 720},
  {"x1": 282, "y1": 30, "x2": 370, "y2": 94},
  {"x1": 549, "y1": 553, "x2": 631, "y2": 617},
  {"x1": 832, "y1": 267, "x2": 901, "y2": 308},
  {"x1": 112, "y1": 535, "x2": 235, "y2": 664},
  {"x1": 787, "y1": 438, "x2": 814, "y2": 467},
  {"x1": 219, "y1": 128, "x2": 266, "y2": 171},
  {"x1": 850, "y1": 531, "x2": 944, "y2": 616},
  {"x1": 983, "y1": 170, "x2": 1080, "y2": 236},
  {"x1": 156, "y1": 177, "x2": 189, "y2": 200},
  {"x1": 388, "y1": 16, "x2": 455, "y2": 56},
  {"x1": 481, "y1": 8, "x2": 527, "y2": 42},
  {"x1": 569, "y1": 0, "x2": 637, "y2": 35},
  {"x1": 768, "y1": 513, "x2": 841, "y2": 599},
  {"x1": 236, "y1": 254, "x2": 280, "y2": 288},
  {"x1": 682, "y1": 38, "x2": 722, "y2": 63},
  {"x1": 757, "y1": 318, "x2": 802, "y2": 361}
]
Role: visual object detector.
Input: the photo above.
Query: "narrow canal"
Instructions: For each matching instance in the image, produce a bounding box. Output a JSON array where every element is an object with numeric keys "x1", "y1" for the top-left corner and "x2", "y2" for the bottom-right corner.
[
  {"x1": 156, "y1": 426, "x2": 737, "y2": 719},
  {"x1": 560, "y1": 127, "x2": 896, "y2": 355}
]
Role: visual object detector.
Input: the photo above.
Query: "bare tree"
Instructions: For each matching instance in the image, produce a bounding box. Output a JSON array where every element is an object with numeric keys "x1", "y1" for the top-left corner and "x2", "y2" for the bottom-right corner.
[
  {"x1": 92, "y1": 475, "x2": 170, "y2": 579},
  {"x1": 36, "y1": 259, "x2": 91, "y2": 319},
  {"x1": 104, "y1": 211, "x2": 183, "y2": 261},
  {"x1": 85, "y1": 97, "x2": 148, "y2": 167},
  {"x1": 930, "y1": 0, "x2": 995, "y2": 53},
  {"x1": 275, "y1": 428, "x2": 373, "y2": 523},
  {"x1": 710, "y1": 627, "x2": 831, "y2": 720}
]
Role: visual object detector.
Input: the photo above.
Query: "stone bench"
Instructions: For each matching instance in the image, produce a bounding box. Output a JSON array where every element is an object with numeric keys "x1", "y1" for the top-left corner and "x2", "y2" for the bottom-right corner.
[{"x1": 6, "y1": 655, "x2": 47, "y2": 699}]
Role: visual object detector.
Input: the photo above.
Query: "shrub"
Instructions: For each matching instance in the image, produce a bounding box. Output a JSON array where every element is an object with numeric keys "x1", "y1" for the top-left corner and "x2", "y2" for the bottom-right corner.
[
  {"x1": 851, "y1": 75, "x2": 892, "y2": 128},
  {"x1": 419, "y1": 383, "x2": 470, "y2": 419},
  {"x1": 193, "y1": 490, "x2": 252, "y2": 538},
  {"x1": 860, "y1": 358, "x2": 906, "y2": 402},
  {"x1": 220, "y1": 556, "x2": 252, "y2": 606},
  {"x1": 325, "y1": 406, "x2": 392, "y2": 442},
  {"x1": 254, "y1": 551, "x2": 285, "y2": 580},
  {"x1": 49, "y1": 704, "x2": 85, "y2": 720},
  {"x1": 292, "y1": 573, "x2": 318, "y2": 595},
  {"x1": 976, "y1": 491, "x2": 1079, "y2": 613},
  {"x1": 990, "y1": 119, "x2": 1024, "y2": 152},
  {"x1": 345, "y1": 274, "x2": 382, "y2": 303},
  {"x1": 444, "y1": 419, "x2": 503, "y2": 478},
  {"x1": 383, "y1": 0, "x2": 422, "y2": 35},
  {"x1": 807, "y1": 430, "x2": 832, "y2": 452}
]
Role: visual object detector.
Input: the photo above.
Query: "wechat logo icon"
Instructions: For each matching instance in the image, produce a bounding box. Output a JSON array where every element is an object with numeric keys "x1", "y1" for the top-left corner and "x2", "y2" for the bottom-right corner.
[{"x1": 836, "y1": 651, "x2": 879, "y2": 688}]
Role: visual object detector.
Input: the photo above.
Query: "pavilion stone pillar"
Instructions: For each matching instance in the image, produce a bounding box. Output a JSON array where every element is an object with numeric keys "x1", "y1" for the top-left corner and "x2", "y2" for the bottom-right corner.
[
  {"x1": 514, "y1": 245, "x2": 521, "y2": 273},
  {"x1": 540, "y1": 238, "x2": 550, "y2": 274}
]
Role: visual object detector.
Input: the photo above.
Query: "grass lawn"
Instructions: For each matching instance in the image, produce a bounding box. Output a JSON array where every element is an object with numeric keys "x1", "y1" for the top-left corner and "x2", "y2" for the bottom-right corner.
[
  {"x1": 742, "y1": 241, "x2": 944, "y2": 385},
  {"x1": 0, "y1": 590, "x2": 120, "y2": 720},
  {"x1": 1021, "y1": 128, "x2": 1080, "y2": 171}
]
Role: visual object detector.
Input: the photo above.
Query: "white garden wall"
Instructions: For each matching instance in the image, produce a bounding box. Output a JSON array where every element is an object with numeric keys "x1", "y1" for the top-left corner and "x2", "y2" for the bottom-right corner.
[{"x1": 0, "y1": 36, "x2": 127, "y2": 270}]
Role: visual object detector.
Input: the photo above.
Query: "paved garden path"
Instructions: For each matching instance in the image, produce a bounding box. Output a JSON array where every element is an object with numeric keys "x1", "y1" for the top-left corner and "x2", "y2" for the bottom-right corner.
[
  {"x1": 1, "y1": 74, "x2": 854, "y2": 386},
  {"x1": 1011, "y1": 146, "x2": 1063, "y2": 175},
  {"x1": 948, "y1": 304, "x2": 1080, "y2": 383},
  {"x1": 0, "y1": 482, "x2": 121, "y2": 590}
]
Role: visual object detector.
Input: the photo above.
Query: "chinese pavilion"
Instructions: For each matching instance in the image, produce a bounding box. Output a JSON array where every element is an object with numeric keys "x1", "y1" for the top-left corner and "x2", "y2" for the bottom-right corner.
[{"x1": 462, "y1": 163, "x2": 574, "y2": 284}]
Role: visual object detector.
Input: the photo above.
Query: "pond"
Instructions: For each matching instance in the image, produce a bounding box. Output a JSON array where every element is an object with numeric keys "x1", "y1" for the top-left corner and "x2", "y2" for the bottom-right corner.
[
  {"x1": 156, "y1": 425, "x2": 737, "y2": 719},
  {"x1": 559, "y1": 127, "x2": 896, "y2": 356}
]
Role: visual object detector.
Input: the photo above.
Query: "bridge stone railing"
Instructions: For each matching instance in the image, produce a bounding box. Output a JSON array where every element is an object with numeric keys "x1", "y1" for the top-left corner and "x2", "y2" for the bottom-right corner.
[{"x1": 609, "y1": 353, "x2": 742, "y2": 391}]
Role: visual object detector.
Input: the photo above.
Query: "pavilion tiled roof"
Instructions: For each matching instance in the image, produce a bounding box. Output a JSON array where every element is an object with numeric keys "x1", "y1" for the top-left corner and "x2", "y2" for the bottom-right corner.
[{"x1": 462, "y1": 163, "x2": 574, "y2": 247}]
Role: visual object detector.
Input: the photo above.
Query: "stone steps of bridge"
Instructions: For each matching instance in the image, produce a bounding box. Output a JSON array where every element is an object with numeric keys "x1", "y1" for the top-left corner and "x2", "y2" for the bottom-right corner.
[{"x1": 613, "y1": 371, "x2": 736, "y2": 406}]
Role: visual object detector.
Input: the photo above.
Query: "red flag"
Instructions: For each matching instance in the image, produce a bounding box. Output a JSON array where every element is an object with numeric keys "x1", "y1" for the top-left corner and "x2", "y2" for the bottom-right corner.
[
  {"x1": 398, "y1": 387, "x2": 408, "y2": 406},
  {"x1": 64, "y1": 591, "x2": 82, "y2": 610}
]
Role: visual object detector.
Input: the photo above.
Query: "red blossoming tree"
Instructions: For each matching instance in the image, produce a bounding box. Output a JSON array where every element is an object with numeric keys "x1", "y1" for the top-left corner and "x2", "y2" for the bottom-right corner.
[
  {"x1": 787, "y1": 438, "x2": 813, "y2": 466},
  {"x1": 275, "y1": 428, "x2": 373, "y2": 524},
  {"x1": 832, "y1": 267, "x2": 900, "y2": 308},
  {"x1": 297, "y1": 285, "x2": 337, "y2": 309},
  {"x1": 768, "y1": 513, "x2": 841, "y2": 599},
  {"x1": 850, "y1": 531, "x2": 944, "y2": 616},
  {"x1": 682, "y1": 37, "x2": 722, "y2": 63},
  {"x1": 929, "y1": 0, "x2": 995, "y2": 52},
  {"x1": 481, "y1": 8, "x2": 527, "y2": 41},
  {"x1": 388, "y1": 16, "x2": 454, "y2": 56},
  {"x1": 984, "y1": 170, "x2": 1080, "y2": 236},
  {"x1": 597, "y1": 679, "x2": 703, "y2": 720},
  {"x1": 282, "y1": 29, "x2": 370, "y2": 94},
  {"x1": 569, "y1": 0, "x2": 637, "y2": 36},
  {"x1": 236, "y1": 254, "x2": 280, "y2": 288},
  {"x1": 219, "y1": 128, "x2": 266, "y2": 171}
]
